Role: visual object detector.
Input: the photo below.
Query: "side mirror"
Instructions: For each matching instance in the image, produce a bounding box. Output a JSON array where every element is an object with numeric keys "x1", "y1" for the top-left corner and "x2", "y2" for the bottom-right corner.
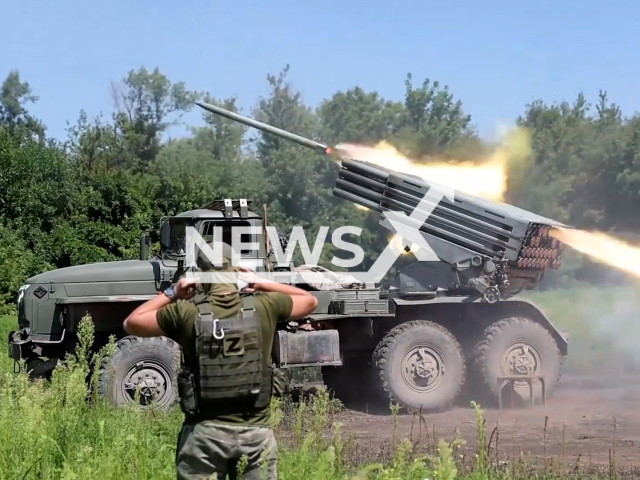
[{"x1": 139, "y1": 234, "x2": 152, "y2": 260}]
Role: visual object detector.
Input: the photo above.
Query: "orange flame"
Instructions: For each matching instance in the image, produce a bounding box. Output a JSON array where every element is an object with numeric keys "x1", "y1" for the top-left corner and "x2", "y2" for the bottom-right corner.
[
  {"x1": 335, "y1": 126, "x2": 530, "y2": 203},
  {"x1": 550, "y1": 227, "x2": 640, "y2": 279}
]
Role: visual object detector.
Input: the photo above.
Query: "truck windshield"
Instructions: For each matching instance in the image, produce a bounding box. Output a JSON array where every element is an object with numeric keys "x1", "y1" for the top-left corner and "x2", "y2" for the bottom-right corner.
[
  {"x1": 160, "y1": 218, "x2": 189, "y2": 260},
  {"x1": 201, "y1": 220, "x2": 255, "y2": 255}
]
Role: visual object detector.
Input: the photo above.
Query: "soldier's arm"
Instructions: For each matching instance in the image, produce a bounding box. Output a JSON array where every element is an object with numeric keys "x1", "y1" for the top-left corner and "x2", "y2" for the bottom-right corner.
[
  {"x1": 123, "y1": 294, "x2": 171, "y2": 337},
  {"x1": 123, "y1": 277, "x2": 198, "y2": 337},
  {"x1": 239, "y1": 268, "x2": 317, "y2": 320},
  {"x1": 252, "y1": 281, "x2": 317, "y2": 321}
]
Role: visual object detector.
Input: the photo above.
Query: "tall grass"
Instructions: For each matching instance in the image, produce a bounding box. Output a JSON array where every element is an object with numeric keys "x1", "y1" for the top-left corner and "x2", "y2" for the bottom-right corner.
[
  {"x1": 0, "y1": 315, "x2": 182, "y2": 479},
  {"x1": 0, "y1": 285, "x2": 637, "y2": 479},
  {"x1": 0, "y1": 315, "x2": 455, "y2": 479}
]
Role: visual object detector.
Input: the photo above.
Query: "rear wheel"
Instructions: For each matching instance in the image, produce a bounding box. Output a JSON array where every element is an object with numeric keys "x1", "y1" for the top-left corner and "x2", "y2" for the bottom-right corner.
[
  {"x1": 472, "y1": 317, "x2": 561, "y2": 406},
  {"x1": 373, "y1": 320, "x2": 466, "y2": 413},
  {"x1": 98, "y1": 336, "x2": 180, "y2": 410}
]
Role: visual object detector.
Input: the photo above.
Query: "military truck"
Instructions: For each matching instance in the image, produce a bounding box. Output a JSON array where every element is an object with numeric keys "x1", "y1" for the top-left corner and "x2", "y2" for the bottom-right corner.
[{"x1": 8, "y1": 103, "x2": 569, "y2": 413}]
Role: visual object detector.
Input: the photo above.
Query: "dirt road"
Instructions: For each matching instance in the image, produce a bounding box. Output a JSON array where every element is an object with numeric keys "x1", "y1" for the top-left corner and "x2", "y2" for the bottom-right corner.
[{"x1": 321, "y1": 374, "x2": 640, "y2": 468}]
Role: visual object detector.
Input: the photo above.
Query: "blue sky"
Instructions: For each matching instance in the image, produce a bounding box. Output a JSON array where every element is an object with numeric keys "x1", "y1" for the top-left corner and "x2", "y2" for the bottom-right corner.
[{"x1": 3, "y1": 0, "x2": 639, "y2": 142}]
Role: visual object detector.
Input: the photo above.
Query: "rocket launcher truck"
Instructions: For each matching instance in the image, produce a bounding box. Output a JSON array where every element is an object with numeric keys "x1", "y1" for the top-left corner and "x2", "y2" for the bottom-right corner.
[{"x1": 7, "y1": 101, "x2": 570, "y2": 414}]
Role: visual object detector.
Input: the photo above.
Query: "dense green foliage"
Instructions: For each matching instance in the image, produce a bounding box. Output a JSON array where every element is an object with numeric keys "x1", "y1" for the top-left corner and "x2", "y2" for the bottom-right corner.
[{"x1": 1, "y1": 65, "x2": 639, "y2": 309}]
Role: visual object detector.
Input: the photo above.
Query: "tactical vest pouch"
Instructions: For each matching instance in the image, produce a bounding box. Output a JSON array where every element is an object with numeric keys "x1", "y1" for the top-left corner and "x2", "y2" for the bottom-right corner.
[
  {"x1": 193, "y1": 294, "x2": 272, "y2": 411},
  {"x1": 177, "y1": 368, "x2": 198, "y2": 417},
  {"x1": 272, "y1": 367, "x2": 290, "y2": 398},
  {"x1": 255, "y1": 363, "x2": 273, "y2": 409}
]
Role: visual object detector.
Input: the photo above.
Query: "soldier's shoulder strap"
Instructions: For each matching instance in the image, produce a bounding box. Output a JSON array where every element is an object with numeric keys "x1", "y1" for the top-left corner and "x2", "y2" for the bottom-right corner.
[
  {"x1": 193, "y1": 291, "x2": 255, "y2": 313},
  {"x1": 240, "y1": 292, "x2": 256, "y2": 313},
  {"x1": 192, "y1": 292, "x2": 256, "y2": 334},
  {"x1": 192, "y1": 292, "x2": 213, "y2": 336},
  {"x1": 192, "y1": 291, "x2": 212, "y2": 315}
]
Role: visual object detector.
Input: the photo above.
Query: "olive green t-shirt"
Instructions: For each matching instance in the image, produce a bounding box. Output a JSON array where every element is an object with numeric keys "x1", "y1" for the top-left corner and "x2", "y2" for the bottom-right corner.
[{"x1": 156, "y1": 291, "x2": 293, "y2": 427}]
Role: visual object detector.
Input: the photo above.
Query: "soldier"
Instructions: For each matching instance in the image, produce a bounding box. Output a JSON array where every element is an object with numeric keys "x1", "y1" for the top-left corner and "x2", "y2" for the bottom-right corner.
[{"x1": 123, "y1": 242, "x2": 318, "y2": 479}]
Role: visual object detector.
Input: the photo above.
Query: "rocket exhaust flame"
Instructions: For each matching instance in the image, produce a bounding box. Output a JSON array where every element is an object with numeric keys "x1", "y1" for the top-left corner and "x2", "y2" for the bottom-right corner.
[
  {"x1": 550, "y1": 227, "x2": 640, "y2": 279},
  {"x1": 334, "y1": 126, "x2": 531, "y2": 203}
]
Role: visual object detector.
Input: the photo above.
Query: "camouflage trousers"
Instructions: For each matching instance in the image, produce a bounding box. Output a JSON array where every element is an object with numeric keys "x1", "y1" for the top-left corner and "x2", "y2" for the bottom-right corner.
[{"x1": 175, "y1": 422, "x2": 278, "y2": 480}]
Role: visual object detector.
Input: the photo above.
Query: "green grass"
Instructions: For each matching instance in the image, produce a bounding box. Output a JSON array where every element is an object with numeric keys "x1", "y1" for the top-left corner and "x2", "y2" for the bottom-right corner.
[
  {"x1": 0, "y1": 286, "x2": 637, "y2": 479},
  {"x1": 0, "y1": 315, "x2": 14, "y2": 373}
]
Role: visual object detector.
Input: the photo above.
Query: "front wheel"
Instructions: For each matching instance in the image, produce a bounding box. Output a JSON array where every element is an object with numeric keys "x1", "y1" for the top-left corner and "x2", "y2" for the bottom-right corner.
[
  {"x1": 472, "y1": 317, "x2": 562, "y2": 406},
  {"x1": 373, "y1": 320, "x2": 466, "y2": 413},
  {"x1": 98, "y1": 336, "x2": 181, "y2": 410}
]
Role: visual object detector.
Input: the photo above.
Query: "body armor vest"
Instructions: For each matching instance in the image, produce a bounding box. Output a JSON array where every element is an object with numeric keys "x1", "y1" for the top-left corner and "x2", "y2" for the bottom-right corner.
[{"x1": 177, "y1": 293, "x2": 273, "y2": 418}]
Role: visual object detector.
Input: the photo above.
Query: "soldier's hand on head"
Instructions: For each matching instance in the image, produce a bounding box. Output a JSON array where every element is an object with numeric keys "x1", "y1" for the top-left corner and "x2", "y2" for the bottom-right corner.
[
  {"x1": 175, "y1": 276, "x2": 200, "y2": 299},
  {"x1": 238, "y1": 267, "x2": 267, "y2": 292}
]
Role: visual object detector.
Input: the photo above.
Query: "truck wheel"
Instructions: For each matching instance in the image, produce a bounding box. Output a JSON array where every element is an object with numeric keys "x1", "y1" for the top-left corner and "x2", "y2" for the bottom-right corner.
[
  {"x1": 373, "y1": 320, "x2": 465, "y2": 413},
  {"x1": 98, "y1": 336, "x2": 180, "y2": 410},
  {"x1": 472, "y1": 317, "x2": 561, "y2": 406}
]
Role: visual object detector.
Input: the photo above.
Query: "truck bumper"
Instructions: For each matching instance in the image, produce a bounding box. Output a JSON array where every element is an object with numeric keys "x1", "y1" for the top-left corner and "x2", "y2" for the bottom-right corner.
[{"x1": 8, "y1": 330, "x2": 60, "y2": 377}]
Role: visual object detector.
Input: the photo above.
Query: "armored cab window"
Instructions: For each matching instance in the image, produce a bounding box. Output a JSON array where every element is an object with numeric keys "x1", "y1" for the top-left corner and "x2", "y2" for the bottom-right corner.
[
  {"x1": 160, "y1": 218, "x2": 189, "y2": 260},
  {"x1": 200, "y1": 221, "x2": 255, "y2": 255}
]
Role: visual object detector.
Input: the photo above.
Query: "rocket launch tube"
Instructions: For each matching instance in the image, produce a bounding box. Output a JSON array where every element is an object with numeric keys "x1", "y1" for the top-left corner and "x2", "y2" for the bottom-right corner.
[
  {"x1": 338, "y1": 163, "x2": 518, "y2": 244},
  {"x1": 336, "y1": 175, "x2": 512, "y2": 251},
  {"x1": 335, "y1": 178, "x2": 383, "y2": 204},
  {"x1": 195, "y1": 99, "x2": 565, "y2": 270},
  {"x1": 340, "y1": 158, "x2": 390, "y2": 182},
  {"x1": 332, "y1": 188, "x2": 380, "y2": 211},
  {"x1": 337, "y1": 169, "x2": 386, "y2": 192}
]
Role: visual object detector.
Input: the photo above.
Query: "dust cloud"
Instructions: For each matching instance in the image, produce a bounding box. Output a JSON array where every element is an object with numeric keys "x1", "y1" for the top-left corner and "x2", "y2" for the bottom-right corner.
[
  {"x1": 569, "y1": 286, "x2": 640, "y2": 375},
  {"x1": 546, "y1": 230, "x2": 640, "y2": 380}
]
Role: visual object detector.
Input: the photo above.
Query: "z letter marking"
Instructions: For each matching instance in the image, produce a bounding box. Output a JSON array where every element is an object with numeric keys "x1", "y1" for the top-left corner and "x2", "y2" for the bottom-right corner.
[{"x1": 223, "y1": 336, "x2": 244, "y2": 356}]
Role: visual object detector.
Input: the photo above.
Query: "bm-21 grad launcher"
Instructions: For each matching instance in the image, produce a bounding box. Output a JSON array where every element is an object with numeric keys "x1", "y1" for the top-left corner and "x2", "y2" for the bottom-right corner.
[
  {"x1": 4, "y1": 101, "x2": 571, "y2": 416},
  {"x1": 195, "y1": 101, "x2": 568, "y2": 304}
]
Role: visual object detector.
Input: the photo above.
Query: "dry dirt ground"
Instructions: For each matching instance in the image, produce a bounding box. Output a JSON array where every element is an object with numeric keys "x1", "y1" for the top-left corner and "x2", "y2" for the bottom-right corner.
[{"x1": 313, "y1": 374, "x2": 640, "y2": 468}]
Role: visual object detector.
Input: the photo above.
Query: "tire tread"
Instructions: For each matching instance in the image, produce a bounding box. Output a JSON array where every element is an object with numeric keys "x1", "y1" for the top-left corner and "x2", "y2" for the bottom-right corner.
[
  {"x1": 97, "y1": 335, "x2": 181, "y2": 408},
  {"x1": 373, "y1": 320, "x2": 466, "y2": 413},
  {"x1": 472, "y1": 317, "x2": 562, "y2": 398}
]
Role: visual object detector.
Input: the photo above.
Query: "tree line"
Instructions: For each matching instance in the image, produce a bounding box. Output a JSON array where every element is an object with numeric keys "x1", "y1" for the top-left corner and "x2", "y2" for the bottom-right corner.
[{"x1": 0, "y1": 64, "x2": 637, "y2": 310}]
